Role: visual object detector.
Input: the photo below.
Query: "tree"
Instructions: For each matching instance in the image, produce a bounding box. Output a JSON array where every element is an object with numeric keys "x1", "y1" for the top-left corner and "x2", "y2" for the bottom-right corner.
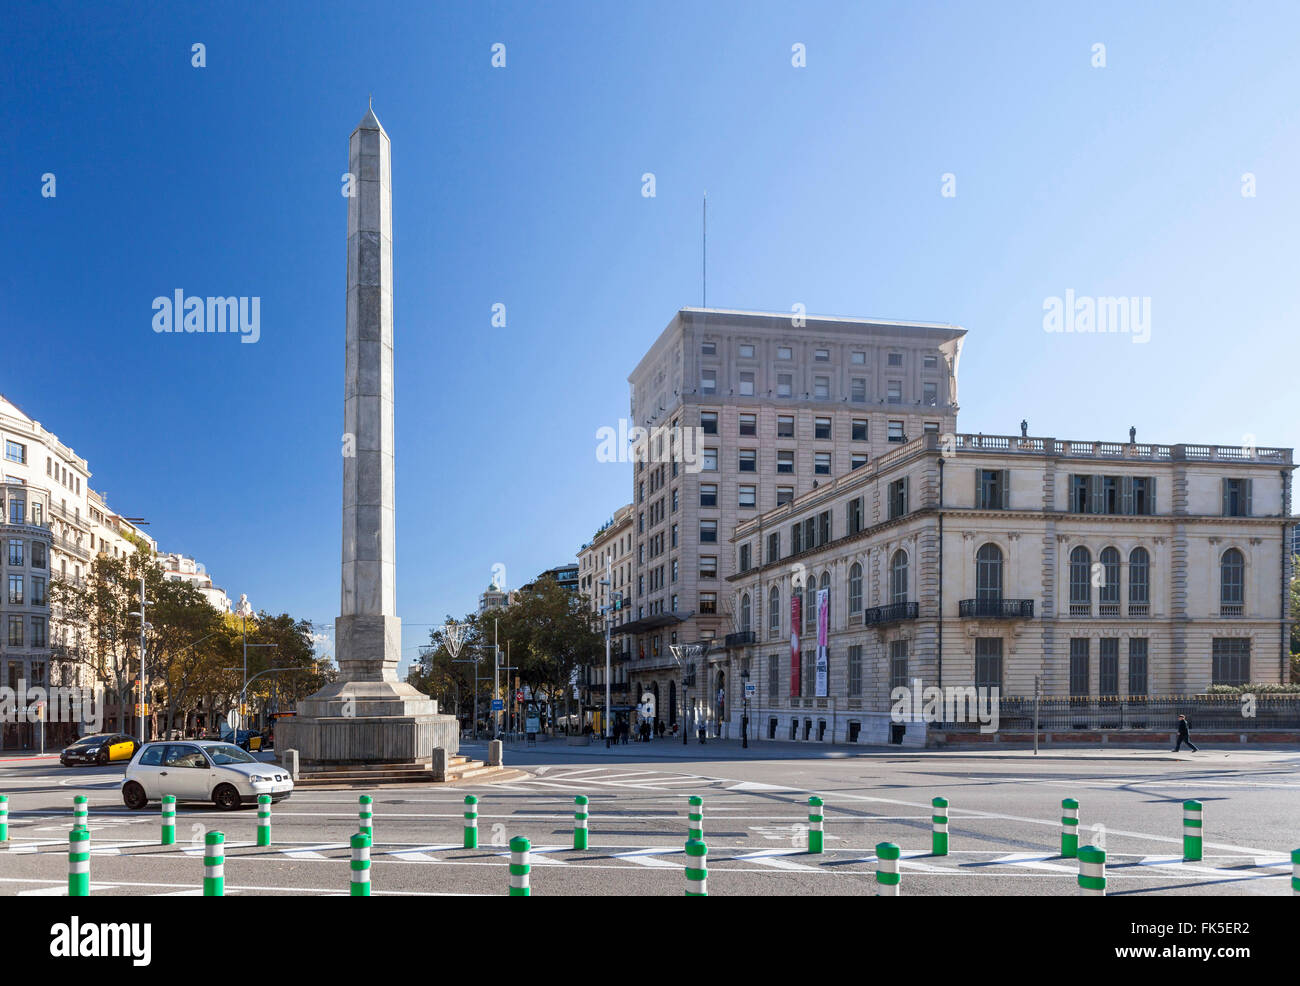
[{"x1": 410, "y1": 615, "x2": 486, "y2": 722}]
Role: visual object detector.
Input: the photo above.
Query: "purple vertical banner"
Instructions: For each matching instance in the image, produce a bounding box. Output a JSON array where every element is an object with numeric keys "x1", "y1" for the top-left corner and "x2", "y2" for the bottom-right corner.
[
  {"x1": 790, "y1": 591, "x2": 801, "y2": 697},
  {"x1": 816, "y1": 588, "x2": 829, "y2": 698}
]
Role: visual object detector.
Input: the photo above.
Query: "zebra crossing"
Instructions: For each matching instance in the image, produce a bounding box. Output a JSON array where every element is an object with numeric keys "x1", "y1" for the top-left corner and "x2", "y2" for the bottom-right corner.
[{"x1": 493, "y1": 764, "x2": 731, "y2": 793}]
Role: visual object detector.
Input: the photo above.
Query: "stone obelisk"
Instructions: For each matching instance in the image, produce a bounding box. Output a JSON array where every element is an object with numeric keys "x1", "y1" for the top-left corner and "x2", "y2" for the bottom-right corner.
[{"x1": 277, "y1": 104, "x2": 458, "y2": 766}]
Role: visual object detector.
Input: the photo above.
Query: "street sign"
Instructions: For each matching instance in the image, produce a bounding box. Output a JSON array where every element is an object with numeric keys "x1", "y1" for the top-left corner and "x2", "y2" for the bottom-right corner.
[
  {"x1": 516, "y1": 690, "x2": 523, "y2": 703},
  {"x1": 491, "y1": 698, "x2": 504, "y2": 711},
  {"x1": 226, "y1": 709, "x2": 239, "y2": 730},
  {"x1": 744, "y1": 682, "x2": 756, "y2": 699}
]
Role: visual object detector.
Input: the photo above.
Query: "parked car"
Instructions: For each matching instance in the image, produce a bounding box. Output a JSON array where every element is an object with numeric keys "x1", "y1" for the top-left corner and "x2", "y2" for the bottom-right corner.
[
  {"x1": 60, "y1": 733, "x2": 139, "y2": 766},
  {"x1": 218, "y1": 725, "x2": 264, "y2": 752},
  {"x1": 121, "y1": 740, "x2": 293, "y2": 811}
]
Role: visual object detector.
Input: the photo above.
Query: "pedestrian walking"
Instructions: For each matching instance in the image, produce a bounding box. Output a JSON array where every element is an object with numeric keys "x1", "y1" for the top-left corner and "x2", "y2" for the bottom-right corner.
[{"x1": 1173, "y1": 714, "x2": 1199, "y2": 752}]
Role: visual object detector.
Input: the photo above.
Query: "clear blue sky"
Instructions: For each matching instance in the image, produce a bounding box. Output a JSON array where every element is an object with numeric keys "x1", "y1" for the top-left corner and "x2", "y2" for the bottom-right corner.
[{"x1": 4, "y1": 1, "x2": 1298, "y2": 670}]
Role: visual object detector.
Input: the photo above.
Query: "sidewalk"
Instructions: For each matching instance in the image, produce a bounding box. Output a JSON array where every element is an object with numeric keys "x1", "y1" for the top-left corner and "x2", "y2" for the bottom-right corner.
[{"x1": 483, "y1": 735, "x2": 1298, "y2": 764}]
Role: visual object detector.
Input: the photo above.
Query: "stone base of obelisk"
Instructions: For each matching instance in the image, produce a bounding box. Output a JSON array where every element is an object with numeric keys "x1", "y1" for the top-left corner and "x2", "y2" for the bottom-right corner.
[{"x1": 274, "y1": 616, "x2": 459, "y2": 766}]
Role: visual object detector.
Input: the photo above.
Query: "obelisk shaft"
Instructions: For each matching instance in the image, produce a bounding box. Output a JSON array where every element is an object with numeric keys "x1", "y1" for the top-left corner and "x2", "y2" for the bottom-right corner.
[{"x1": 339, "y1": 106, "x2": 399, "y2": 681}]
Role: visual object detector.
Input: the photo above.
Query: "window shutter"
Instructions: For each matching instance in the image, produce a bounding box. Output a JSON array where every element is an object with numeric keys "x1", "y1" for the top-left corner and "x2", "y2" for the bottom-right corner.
[
  {"x1": 1121, "y1": 476, "x2": 1133, "y2": 515},
  {"x1": 975, "y1": 468, "x2": 983, "y2": 508},
  {"x1": 904, "y1": 476, "x2": 910, "y2": 513},
  {"x1": 1147, "y1": 477, "x2": 1156, "y2": 515},
  {"x1": 1000, "y1": 470, "x2": 1010, "y2": 509},
  {"x1": 1245, "y1": 479, "x2": 1253, "y2": 516},
  {"x1": 1221, "y1": 478, "x2": 1230, "y2": 516},
  {"x1": 1067, "y1": 473, "x2": 1076, "y2": 511},
  {"x1": 1089, "y1": 475, "x2": 1103, "y2": 514}
]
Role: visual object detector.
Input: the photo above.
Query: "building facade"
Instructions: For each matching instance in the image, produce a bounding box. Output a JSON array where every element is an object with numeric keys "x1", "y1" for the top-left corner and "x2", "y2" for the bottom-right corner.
[
  {"x1": 618, "y1": 308, "x2": 965, "y2": 734},
  {"x1": 724, "y1": 431, "x2": 1295, "y2": 745},
  {"x1": 577, "y1": 505, "x2": 634, "y2": 713},
  {"x1": 157, "y1": 551, "x2": 233, "y2": 613}
]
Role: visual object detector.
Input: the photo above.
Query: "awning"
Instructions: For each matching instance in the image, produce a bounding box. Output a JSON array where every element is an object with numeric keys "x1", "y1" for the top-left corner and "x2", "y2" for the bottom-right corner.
[{"x1": 611, "y1": 612, "x2": 691, "y2": 636}]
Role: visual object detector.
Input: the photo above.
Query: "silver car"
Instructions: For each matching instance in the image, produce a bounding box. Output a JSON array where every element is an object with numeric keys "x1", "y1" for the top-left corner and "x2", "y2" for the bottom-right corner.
[{"x1": 121, "y1": 740, "x2": 294, "y2": 811}]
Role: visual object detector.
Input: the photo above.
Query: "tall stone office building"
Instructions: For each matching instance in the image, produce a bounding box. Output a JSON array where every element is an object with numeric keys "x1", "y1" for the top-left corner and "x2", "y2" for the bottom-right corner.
[{"x1": 616, "y1": 308, "x2": 966, "y2": 734}]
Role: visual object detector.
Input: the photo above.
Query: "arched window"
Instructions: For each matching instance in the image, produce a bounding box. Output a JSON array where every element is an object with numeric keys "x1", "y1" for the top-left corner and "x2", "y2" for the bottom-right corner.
[
  {"x1": 890, "y1": 550, "x2": 909, "y2": 604},
  {"x1": 768, "y1": 585, "x2": 781, "y2": 637},
  {"x1": 1128, "y1": 547, "x2": 1150, "y2": 615},
  {"x1": 848, "y1": 562, "x2": 863, "y2": 614},
  {"x1": 1099, "y1": 547, "x2": 1121, "y2": 615},
  {"x1": 976, "y1": 544, "x2": 1002, "y2": 601},
  {"x1": 1069, "y1": 546, "x2": 1092, "y2": 614},
  {"x1": 740, "y1": 592, "x2": 751, "y2": 632},
  {"x1": 1220, "y1": 548, "x2": 1244, "y2": 615}
]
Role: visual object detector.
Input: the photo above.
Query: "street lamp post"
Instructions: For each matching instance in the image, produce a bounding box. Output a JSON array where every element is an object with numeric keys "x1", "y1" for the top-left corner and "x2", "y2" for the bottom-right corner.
[
  {"x1": 236, "y1": 598, "x2": 276, "y2": 734},
  {"x1": 127, "y1": 572, "x2": 151, "y2": 745},
  {"x1": 741, "y1": 668, "x2": 750, "y2": 749}
]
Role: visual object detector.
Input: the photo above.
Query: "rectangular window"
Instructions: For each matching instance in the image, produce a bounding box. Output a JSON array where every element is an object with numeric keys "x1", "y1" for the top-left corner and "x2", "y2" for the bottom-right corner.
[
  {"x1": 851, "y1": 351, "x2": 866, "y2": 365},
  {"x1": 1099, "y1": 638, "x2": 1119, "y2": 697},
  {"x1": 1211, "y1": 638, "x2": 1250, "y2": 685},
  {"x1": 8, "y1": 499, "x2": 25, "y2": 525},
  {"x1": 1222, "y1": 478, "x2": 1252, "y2": 517},
  {"x1": 702, "y1": 448, "x2": 718, "y2": 471},
  {"x1": 814, "y1": 417, "x2": 831, "y2": 440},
  {"x1": 777, "y1": 346, "x2": 792, "y2": 360},
  {"x1": 923, "y1": 354, "x2": 938, "y2": 369},
  {"x1": 777, "y1": 450, "x2": 795, "y2": 474},
  {"x1": 700, "y1": 555, "x2": 718, "y2": 578},
  {"x1": 699, "y1": 592, "x2": 718, "y2": 614},
  {"x1": 738, "y1": 344, "x2": 754, "y2": 358},
  {"x1": 671, "y1": 524, "x2": 678, "y2": 547},
  {"x1": 814, "y1": 348, "x2": 830, "y2": 362},
  {"x1": 851, "y1": 378, "x2": 867, "y2": 403},
  {"x1": 701, "y1": 341, "x2": 716, "y2": 355},
  {"x1": 1069, "y1": 638, "x2": 1090, "y2": 697},
  {"x1": 851, "y1": 419, "x2": 868, "y2": 442},
  {"x1": 777, "y1": 373, "x2": 793, "y2": 398},
  {"x1": 848, "y1": 644, "x2": 863, "y2": 696},
  {"x1": 739, "y1": 371, "x2": 755, "y2": 396},
  {"x1": 776, "y1": 486, "x2": 793, "y2": 505},
  {"x1": 923, "y1": 382, "x2": 938, "y2": 406},
  {"x1": 803, "y1": 517, "x2": 816, "y2": 551},
  {"x1": 889, "y1": 640, "x2": 909, "y2": 691},
  {"x1": 791, "y1": 522, "x2": 802, "y2": 555},
  {"x1": 739, "y1": 413, "x2": 756, "y2": 436},
  {"x1": 699, "y1": 520, "x2": 717, "y2": 544},
  {"x1": 851, "y1": 453, "x2": 867, "y2": 470},
  {"x1": 8, "y1": 575, "x2": 22, "y2": 604},
  {"x1": 974, "y1": 638, "x2": 1002, "y2": 692},
  {"x1": 847, "y1": 497, "x2": 863, "y2": 534},
  {"x1": 887, "y1": 381, "x2": 902, "y2": 404},
  {"x1": 699, "y1": 484, "x2": 717, "y2": 507},
  {"x1": 738, "y1": 449, "x2": 757, "y2": 472},
  {"x1": 769, "y1": 654, "x2": 781, "y2": 698},
  {"x1": 4, "y1": 441, "x2": 26, "y2": 464},
  {"x1": 814, "y1": 452, "x2": 831, "y2": 475},
  {"x1": 700, "y1": 369, "x2": 717, "y2": 394},
  {"x1": 739, "y1": 544, "x2": 751, "y2": 572},
  {"x1": 701, "y1": 411, "x2": 718, "y2": 434},
  {"x1": 8, "y1": 539, "x2": 22, "y2": 566},
  {"x1": 814, "y1": 376, "x2": 830, "y2": 400},
  {"x1": 818, "y1": 510, "x2": 831, "y2": 545},
  {"x1": 1128, "y1": 638, "x2": 1149, "y2": 696},
  {"x1": 777, "y1": 415, "x2": 794, "y2": 437},
  {"x1": 888, "y1": 478, "x2": 908, "y2": 519},
  {"x1": 887, "y1": 352, "x2": 903, "y2": 367},
  {"x1": 31, "y1": 542, "x2": 45, "y2": 569},
  {"x1": 924, "y1": 422, "x2": 939, "y2": 433},
  {"x1": 30, "y1": 617, "x2": 46, "y2": 648},
  {"x1": 976, "y1": 469, "x2": 1009, "y2": 509},
  {"x1": 888, "y1": 420, "x2": 905, "y2": 443},
  {"x1": 7, "y1": 615, "x2": 21, "y2": 646},
  {"x1": 31, "y1": 577, "x2": 45, "y2": 607},
  {"x1": 738, "y1": 485, "x2": 756, "y2": 508},
  {"x1": 767, "y1": 531, "x2": 780, "y2": 563}
]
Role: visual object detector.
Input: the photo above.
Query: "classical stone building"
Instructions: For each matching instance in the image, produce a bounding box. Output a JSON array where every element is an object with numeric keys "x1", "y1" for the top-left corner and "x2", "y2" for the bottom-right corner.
[
  {"x1": 618, "y1": 308, "x2": 965, "y2": 734},
  {"x1": 725, "y1": 431, "x2": 1295, "y2": 745},
  {"x1": 577, "y1": 504, "x2": 634, "y2": 715}
]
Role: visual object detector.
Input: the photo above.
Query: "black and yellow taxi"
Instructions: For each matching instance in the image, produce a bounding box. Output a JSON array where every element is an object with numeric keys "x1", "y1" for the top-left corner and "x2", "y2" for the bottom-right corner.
[{"x1": 60, "y1": 733, "x2": 140, "y2": 766}]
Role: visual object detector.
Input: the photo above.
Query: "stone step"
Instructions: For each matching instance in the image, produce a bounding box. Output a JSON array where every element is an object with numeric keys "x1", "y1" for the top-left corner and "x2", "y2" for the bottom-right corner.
[{"x1": 294, "y1": 759, "x2": 510, "y2": 787}]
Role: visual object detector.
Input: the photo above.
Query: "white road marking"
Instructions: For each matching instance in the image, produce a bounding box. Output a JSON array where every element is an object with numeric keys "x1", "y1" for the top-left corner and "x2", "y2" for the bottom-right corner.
[{"x1": 611, "y1": 847, "x2": 679, "y2": 868}]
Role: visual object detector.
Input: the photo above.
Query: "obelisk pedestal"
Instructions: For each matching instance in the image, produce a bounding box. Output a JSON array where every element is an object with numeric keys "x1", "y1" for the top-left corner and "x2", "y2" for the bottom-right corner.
[{"x1": 276, "y1": 104, "x2": 458, "y2": 766}]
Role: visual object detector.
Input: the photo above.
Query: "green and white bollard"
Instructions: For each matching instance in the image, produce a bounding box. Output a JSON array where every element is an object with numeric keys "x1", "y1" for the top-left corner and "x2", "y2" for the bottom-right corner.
[
  {"x1": 688, "y1": 796, "x2": 704, "y2": 842},
  {"x1": 68, "y1": 828, "x2": 90, "y2": 897},
  {"x1": 573, "y1": 796, "x2": 589, "y2": 850},
  {"x1": 1292, "y1": 848, "x2": 1299, "y2": 896},
  {"x1": 1060, "y1": 798, "x2": 1079, "y2": 858},
  {"x1": 508, "y1": 836, "x2": 531, "y2": 896},
  {"x1": 807, "y1": 797, "x2": 824, "y2": 854},
  {"x1": 684, "y1": 838, "x2": 708, "y2": 895},
  {"x1": 350, "y1": 833, "x2": 371, "y2": 896},
  {"x1": 875, "y1": 842, "x2": 901, "y2": 896},
  {"x1": 73, "y1": 794, "x2": 88, "y2": 833},
  {"x1": 1077, "y1": 844, "x2": 1105, "y2": 895},
  {"x1": 463, "y1": 795, "x2": 478, "y2": 849},
  {"x1": 0, "y1": 794, "x2": 8, "y2": 842},
  {"x1": 358, "y1": 795, "x2": 373, "y2": 841},
  {"x1": 203, "y1": 831, "x2": 225, "y2": 896},
  {"x1": 256, "y1": 795, "x2": 272, "y2": 846},
  {"x1": 931, "y1": 797, "x2": 949, "y2": 856},
  {"x1": 161, "y1": 795, "x2": 176, "y2": 845},
  {"x1": 1182, "y1": 800, "x2": 1202, "y2": 861}
]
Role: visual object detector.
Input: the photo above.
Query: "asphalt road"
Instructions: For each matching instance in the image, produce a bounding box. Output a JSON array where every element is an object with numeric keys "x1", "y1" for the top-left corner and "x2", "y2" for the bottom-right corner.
[{"x1": 1, "y1": 742, "x2": 1296, "y2": 896}]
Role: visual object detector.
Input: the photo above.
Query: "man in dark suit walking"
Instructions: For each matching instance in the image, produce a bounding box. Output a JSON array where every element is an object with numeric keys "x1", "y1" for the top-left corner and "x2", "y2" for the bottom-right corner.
[{"x1": 1173, "y1": 714, "x2": 1199, "y2": 752}]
